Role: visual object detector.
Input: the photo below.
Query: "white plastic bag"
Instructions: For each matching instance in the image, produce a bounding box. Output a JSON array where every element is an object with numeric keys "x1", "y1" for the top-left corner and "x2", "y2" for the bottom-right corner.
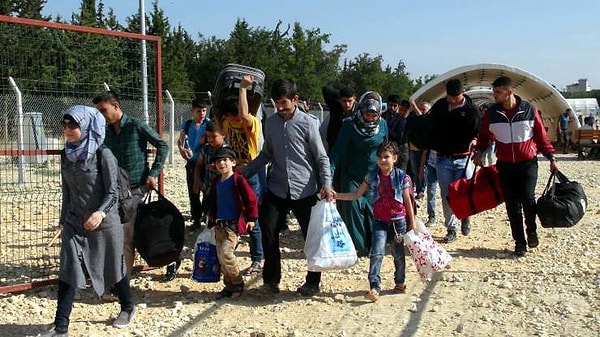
[
  {"x1": 403, "y1": 220, "x2": 452, "y2": 281},
  {"x1": 191, "y1": 228, "x2": 221, "y2": 282},
  {"x1": 304, "y1": 200, "x2": 359, "y2": 272}
]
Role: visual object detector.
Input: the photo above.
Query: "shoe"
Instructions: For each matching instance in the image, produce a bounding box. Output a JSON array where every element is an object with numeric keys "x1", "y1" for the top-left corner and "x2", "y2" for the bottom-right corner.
[
  {"x1": 424, "y1": 217, "x2": 436, "y2": 227},
  {"x1": 443, "y1": 229, "x2": 457, "y2": 243},
  {"x1": 262, "y1": 283, "x2": 280, "y2": 294},
  {"x1": 415, "y1": 192, "x2": 425, "y2": 200},
  {"x1": 461, "y1": 218, "x2": 471, "y2": 236},
  {"x1": 113, "y1": 307, "x2": 136, "y2": 328},
  {"x1": 296, "y1": 283, "x2": 320, "y2": 297},
  {"x1": 364, "y1": 289, "x2": 379, "y2": 302},
  {"x1": 101, "y1": 287, "x2": 118, "y2": 302},
  {"x1": 217, "y1": 287, "x2": 233, "y2": 299},
  {"x1": 188, "y1": 219, "x2": 204, "y2": 231},
  {"x1": 514, "y1": 245, "x2": 527, "y2": 257},
  {"x1": 162, "y1": 259, "x2": 181, "y2": 282},
  {"x1": 527, "y1": 232, "x2": 539, "y2": 248},
  {"x1": 242, "y1": 261, "x2": 262, "y2": 276},
  {"x1": 393, "y1": 283, "x2": 406, "y2": 294},
  {"x1": 37, "y1": 327, "x2": 68, "y2": 337}
]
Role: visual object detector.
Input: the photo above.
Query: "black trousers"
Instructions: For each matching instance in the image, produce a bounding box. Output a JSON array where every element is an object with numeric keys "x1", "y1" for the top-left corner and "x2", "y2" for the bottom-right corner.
[
  {"x1": 54, "y1": 277, "x2": 133, "y2": 332},
  {"x1": 496, "y1": 158, "x2": 538, "y2": 248},
  {"x1": 260, "y1": 190, "x2": 320, "y2": 286},
  {"x1": 185, "y1": 160, "x2": 203, "y2": 221}
]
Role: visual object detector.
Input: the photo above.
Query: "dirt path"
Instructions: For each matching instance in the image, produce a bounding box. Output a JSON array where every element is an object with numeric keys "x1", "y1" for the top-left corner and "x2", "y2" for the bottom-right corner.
[{"x1": 2, "y1": 154, "x2": 599, "y2": 337}]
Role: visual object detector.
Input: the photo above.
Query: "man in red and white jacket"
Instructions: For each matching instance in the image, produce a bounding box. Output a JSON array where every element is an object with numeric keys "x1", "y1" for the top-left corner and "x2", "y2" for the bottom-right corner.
[{"x1": 474, "y1": 76, "x2": 558, "y2": 257}]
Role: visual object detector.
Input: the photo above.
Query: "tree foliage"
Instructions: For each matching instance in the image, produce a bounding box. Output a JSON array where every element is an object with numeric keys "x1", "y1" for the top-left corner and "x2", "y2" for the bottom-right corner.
[{"x1": 2, "y1": 0, "x2": 429, "y2": 104}]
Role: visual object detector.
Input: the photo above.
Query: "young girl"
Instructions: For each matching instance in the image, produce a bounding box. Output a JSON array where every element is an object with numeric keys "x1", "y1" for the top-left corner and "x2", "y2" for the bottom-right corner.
[
  {"x1": 207, "y1": 146, "x2": 258, "y2": 299},
  {"x1": 336, "y1": 141, "x2": 415, "y2": 302}
]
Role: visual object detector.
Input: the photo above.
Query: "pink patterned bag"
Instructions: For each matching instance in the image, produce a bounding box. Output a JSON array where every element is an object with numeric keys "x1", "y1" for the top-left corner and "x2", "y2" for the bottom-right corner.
[{"x1": 403, "y1": 221, "x2": 452, "y2": 281}]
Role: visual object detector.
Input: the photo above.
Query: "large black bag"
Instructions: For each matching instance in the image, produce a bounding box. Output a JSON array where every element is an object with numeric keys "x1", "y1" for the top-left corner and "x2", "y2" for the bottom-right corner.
[
  {"x1": 211, "y1": 63, "x2": 265, "y2": 119},
  {"x1": 134, "y1": 189, "x2": 185, "y2": 267},
  {"x1": 537, "y1": 170, "x2": 587, "y2": 228}
]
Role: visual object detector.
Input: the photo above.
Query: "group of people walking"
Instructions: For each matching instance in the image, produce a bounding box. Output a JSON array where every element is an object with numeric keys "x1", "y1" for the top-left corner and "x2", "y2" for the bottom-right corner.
[{"x1": 42, "y1": 73, "x2": 558, "y2": 335}]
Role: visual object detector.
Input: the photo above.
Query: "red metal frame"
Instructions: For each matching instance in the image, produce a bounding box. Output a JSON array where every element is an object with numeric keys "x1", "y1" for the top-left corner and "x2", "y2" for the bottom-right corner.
[{"x1": 0, "y1": 14, "x2": 164, "y2": 293}]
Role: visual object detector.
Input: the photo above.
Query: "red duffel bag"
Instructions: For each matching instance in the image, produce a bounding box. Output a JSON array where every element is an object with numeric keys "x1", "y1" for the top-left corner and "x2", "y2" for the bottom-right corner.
[{"x1": 447, "y1": 165, "x2": 504, "y2": 220}]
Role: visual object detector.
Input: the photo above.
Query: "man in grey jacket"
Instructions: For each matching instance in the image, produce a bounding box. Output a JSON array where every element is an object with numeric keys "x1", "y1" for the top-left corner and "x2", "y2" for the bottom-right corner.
[{"x1": 243, "y1": 78, "x2": 334, "y2": 297}]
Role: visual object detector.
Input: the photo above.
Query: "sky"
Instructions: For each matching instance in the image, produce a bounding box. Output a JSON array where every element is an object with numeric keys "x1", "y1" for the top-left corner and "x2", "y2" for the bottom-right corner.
[{"x1": 42, "y1": 0, "x2": 600, "y2": 90}]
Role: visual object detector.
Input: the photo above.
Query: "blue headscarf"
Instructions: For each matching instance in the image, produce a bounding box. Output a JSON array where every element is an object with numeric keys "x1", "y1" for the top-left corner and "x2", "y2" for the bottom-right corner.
[
  {"x1": 64, "y1": 105, "x2": 106, "y2": 163},
  {"x1": 352, "y1": 91, "x2": 383, "y2": 137}
]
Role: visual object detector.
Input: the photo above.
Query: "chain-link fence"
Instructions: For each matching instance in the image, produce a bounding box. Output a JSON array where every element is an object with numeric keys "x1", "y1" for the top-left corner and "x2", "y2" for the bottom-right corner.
[{"x1": 0, "y1": 16, "x2": 165, "y2": 292}]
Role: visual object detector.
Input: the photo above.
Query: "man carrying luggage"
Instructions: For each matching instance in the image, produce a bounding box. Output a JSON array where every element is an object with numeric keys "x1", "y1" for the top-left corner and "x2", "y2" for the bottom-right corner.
[
  {"x1": 427, "y1": 79, "x2": 480, "y2": 243},
  {"x1": 93, "y1": 91, "x2": 175, "y2": 282},
  {"x1": 473, "y1": 76, "x2": 557, "y2": 257}
]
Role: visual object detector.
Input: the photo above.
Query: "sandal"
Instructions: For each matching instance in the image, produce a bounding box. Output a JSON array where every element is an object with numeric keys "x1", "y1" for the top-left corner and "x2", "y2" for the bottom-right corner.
[
  {"x1": 364, "y1": 289, "x2": 379, "y2": 302},
  {"x1": 393, "y1": 283, "x2": 406, "y2": 294},
  {"x1": 242, "y1": 261, "x2": 262, "y2": 276}
]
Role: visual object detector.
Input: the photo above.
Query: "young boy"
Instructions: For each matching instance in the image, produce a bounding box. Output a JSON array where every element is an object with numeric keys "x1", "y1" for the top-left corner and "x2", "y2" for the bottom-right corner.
[
  {"x1": 221, "y1": 74, "x2": 264, "y2": 275},
  {"x1": 177, "y1": 99, "x2": 209, "y2": 230},
  {"x1": 193, "y1": 120, "x2": 229, "y2": 218},
  {"x1": 208, "y1": 146, "x2": 258, "y2": 299},
  {"x1": 336, "y1": 141, "x2": 415, "y2": 302}
]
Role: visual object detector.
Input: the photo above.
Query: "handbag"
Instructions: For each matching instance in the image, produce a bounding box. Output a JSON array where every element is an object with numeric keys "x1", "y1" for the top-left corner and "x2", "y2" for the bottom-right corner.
[
  {"x1": 447, "y1": 164, "x2": 504, "y2": 220},
  {"x1": 191, "y1": 228, "x2": 221, "y2": 283},
  {"x1": 537, "y1": 170, "x2": 587, "y2": 228},
  {"x1": 304, "y1": 200, "x2": 359, "y2": 272},
  {"x1": 133, "y1": 189, "x2": 185, "y2": 267},
  {"x1": 403, "y1": 220, "x2": 452, "y2": 281}
]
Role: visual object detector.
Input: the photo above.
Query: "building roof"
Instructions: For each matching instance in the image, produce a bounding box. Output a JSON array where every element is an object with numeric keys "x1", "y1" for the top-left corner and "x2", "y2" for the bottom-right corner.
[{"x1": 410, "y1": 63, "x2": 577, "y2": 139}]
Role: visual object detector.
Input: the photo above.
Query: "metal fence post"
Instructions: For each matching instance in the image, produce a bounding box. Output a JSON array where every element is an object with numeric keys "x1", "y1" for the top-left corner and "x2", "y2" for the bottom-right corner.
[
  {"x1": 165, "y1": 90, "x2": 175, "y2": 166},
  {"x1": 8, "y1": 76, "x2": 25, "y2": 184}
]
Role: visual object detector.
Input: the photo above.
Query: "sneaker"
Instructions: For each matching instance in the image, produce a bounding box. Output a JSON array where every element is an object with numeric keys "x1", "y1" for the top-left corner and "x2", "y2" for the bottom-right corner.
[
  {"x1": 443, "y1": 229, "x2": 457, "y2": 243},
  {"x1": 424, "y1": 217, "x2": 436, "y2": 227},
  {"x1": 527, "y1": 232, "x2": 539, "y2": 248},
  {"x1": 514, "y1": 245, "x2": 527, "y2": 257},
  {"x1": 364, "y1": 289, "x2": 379, "y2": 302},
  {"x1": 262, "y1": 283, "x2": 280, "y2": 294},
  {"x1": 461, "y1": 218, "x2": 471, "y2": 236},
  {"x1": 296, "y1": 283, "x2": 320, "y2": 297},
  {"x1": 242, "y1": 261, "x2": 262, "y2": 276},
  {"x1": 113, "y1": 307, "x2": 136, "y2": 328},
  {"x1": 37, "y1": 327, "x2": 68, "y2": 337},
  {"x1": 393, "y1": 283, "x2": 407, "y2": 294}
]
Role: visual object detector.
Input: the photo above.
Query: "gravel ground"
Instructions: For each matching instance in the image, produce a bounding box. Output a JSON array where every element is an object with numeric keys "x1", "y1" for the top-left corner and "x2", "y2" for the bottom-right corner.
[{"x1": 1, "y1": 153, "x2": 599, "y2": 337}]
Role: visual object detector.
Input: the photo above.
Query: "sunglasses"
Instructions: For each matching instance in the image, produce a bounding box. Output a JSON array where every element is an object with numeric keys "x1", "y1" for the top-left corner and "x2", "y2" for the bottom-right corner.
[{"x1": 61, "y1": 120, "x2": 79, "y2": 130}]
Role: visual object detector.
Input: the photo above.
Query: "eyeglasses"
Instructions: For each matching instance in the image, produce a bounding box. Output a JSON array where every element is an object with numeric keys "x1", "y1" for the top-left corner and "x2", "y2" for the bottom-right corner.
[{"x1": 61, "y1": 120, "x2": 79, "y2": 130}]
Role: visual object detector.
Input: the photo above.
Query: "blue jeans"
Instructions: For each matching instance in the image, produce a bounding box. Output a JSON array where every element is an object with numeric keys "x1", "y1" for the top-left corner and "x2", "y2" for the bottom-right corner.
[
  {"x1": 246, "y1": 173, "x2": 264, "y2": 262},
  {"x1": 435, "y1": 156, "x2": 473, "y2": 231},
  {"x1": 409, "y1": 150, "x2": 425, "y2": 194},
  {"x1": 425, "y1": 164, "x2": 438, "y2": 220},
  {"x1": 368, "y1": 220, "x2": 406, "y2": 291}
]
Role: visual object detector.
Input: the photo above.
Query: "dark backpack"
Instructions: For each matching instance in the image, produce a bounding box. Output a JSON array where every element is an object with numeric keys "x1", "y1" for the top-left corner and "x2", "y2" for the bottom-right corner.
[{"x1": 96, "y1": 146, "x2": 135, "y2": 223}]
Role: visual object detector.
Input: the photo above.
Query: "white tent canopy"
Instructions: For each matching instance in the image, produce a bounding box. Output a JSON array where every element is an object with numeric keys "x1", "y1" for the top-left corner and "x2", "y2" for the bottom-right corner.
[{"x1": 410, "y1": 63, "x2": 576, "y2": 140}]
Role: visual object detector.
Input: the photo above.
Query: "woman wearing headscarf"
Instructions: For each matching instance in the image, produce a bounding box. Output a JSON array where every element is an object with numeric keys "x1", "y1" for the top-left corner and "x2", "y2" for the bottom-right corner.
[
  {"x1": 330, "y1": 91, "x2": 388, "y2": 256},
  {"x1": 41, "y1": 106, "x2": 135, "y2": 337}
]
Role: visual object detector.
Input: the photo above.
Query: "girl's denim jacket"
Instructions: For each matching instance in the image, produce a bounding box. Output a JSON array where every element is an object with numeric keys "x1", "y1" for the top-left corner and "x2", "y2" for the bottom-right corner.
[{"x1": 367, "y1": 167, "x2": 406, "y2": 205}]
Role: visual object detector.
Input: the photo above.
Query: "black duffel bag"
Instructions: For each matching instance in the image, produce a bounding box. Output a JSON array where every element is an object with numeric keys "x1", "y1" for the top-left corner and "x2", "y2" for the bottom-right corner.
[
  {"x1": 134, "y1": 189, "x2": 185, "y2": 267},
  {"x1": 537, "y1": 170, "x2": 587, "y2": 228}
]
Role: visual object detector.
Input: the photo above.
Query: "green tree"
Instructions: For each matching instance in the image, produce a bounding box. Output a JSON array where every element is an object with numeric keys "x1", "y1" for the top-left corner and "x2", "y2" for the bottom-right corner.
[
  {"x1": 13, "y1": 0, "x2": 49, "y2": 19},
  {"x1": 0, "y1": 0, "x2": 12, "y2": 15}
]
